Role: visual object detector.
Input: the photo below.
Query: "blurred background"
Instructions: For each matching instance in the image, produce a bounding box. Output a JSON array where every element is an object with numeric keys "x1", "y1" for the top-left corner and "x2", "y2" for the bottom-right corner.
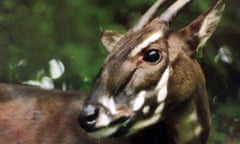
[{"x1": 0, "y1": 0, "x2": 239, "y2": 143}]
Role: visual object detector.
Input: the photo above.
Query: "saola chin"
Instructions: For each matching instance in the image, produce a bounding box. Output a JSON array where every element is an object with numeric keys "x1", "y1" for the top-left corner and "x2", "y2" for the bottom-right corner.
[{"x1": 78, "y1": 0, "x2": 225, "y2": 144}]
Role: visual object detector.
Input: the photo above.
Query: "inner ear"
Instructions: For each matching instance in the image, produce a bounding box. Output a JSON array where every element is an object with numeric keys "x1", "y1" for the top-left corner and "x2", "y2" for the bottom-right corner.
[
  {"x1": 173, "y1": 0, "x2": 225, "y2": 57},
  {"x1": 101, "y1": 30, "x2": 123, "y2": 52}
]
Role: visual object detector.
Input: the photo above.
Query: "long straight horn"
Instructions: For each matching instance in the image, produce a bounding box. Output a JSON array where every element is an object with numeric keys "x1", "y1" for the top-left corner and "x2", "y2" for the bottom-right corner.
[
  {"x1": 132, "y1": 0, "x2": 167, "y2": 32},
  {"x1": 159, "y1": 0, "x2": 192, "y2": 23}
]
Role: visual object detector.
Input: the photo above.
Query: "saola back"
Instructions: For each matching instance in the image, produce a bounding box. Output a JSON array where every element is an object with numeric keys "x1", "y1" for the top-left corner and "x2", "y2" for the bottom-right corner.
[{"x1": 0, "y1": 83, "x2": 130, "y2": 144}]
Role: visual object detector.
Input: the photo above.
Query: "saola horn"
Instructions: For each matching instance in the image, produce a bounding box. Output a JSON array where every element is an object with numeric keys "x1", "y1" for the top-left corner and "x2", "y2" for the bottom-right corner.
[
  {"x1": 159, "y1": 0, "x2": 192, "y2": 23},
  {"x1": 132, "y1": 0, "x2": 167, "y2": 32},
  {"x1": 133, "y1": 0, "x2": 193, "y2": 32}
]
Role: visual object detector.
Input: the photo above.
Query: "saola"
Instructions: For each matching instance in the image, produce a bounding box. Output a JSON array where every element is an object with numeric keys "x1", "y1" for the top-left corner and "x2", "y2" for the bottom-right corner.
[
  {"x1": 0, "y1": 0, "x2": 224, "y2": 144},
  {"x1": 79, "y1": 0, "x2": 225, "y2": 144}
]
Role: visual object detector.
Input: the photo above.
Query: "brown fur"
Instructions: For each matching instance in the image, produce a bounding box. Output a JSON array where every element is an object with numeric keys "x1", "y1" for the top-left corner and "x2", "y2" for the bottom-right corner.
[
  {"x1": 0, "y1": 0, "x2": 224, "y2": 143},
  {"x1": 0, "y1": 83, "x2": 189, "y2": 144},
  {"x1": 0, "y1": 83, "x2": 131, "y2": 144}
]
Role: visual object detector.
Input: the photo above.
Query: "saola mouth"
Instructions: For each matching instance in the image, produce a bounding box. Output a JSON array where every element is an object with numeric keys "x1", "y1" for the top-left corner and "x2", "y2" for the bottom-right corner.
[
  {"x1": 88, "y1": 106, "x2": 164, "y2": 138},
  {"x1": 88, "y1": 116, "x2": 132, "y2": 137}
]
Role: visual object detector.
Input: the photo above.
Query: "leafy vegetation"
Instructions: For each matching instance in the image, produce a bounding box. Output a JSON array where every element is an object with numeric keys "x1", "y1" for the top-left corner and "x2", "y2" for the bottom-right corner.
[{"x1": 0, "y1": 0, "x2": 239, "y2": 143}]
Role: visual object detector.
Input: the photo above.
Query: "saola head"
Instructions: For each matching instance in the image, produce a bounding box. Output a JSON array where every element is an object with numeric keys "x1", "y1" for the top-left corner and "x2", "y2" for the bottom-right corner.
[{"x1": 78, "y1": 0, "x2": 225, "y2": 138}]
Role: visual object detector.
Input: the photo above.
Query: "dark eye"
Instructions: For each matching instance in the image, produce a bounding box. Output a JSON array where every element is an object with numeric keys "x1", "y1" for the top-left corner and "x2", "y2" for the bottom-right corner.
[{"x1": 143, "y1": 49, "x2": 161, "y2": 63}]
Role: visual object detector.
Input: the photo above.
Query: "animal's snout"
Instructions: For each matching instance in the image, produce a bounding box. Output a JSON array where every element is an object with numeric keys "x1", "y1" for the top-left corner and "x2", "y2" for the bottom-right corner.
[{"x1": 78, "y1": 104, "x2": 99, "y2": 132}]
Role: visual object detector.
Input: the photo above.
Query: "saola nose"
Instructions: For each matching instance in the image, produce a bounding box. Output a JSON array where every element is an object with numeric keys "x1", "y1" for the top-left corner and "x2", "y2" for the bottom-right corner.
[{"x1": 78, "y1": 104, "x2": 99, "y2": 131}]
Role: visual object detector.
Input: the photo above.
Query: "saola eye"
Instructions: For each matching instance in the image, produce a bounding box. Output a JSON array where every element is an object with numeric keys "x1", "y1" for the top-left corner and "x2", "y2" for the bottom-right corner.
[{"x1": 143, "y1": 49, "x2": 161, "y2": 63}]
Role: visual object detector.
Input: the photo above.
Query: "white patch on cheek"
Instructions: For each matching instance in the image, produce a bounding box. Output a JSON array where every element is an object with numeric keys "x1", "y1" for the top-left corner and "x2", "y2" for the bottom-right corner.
[
  {"x1": 99, "y1": 96, "x2": 117, "y2": 114},
  {"x1": 142, "y1": 105, "x2": 150, "y2": 115},
  {"x1": 95, "y1": 112, "x2": 111, "y2": 127},
  {"x1": 95, "y1": 96, "x2": 119, "y2": 128},
  {"x1": 132, "y1": 91, "x2": 146, "y2": 111},
  {"x1": 130, "y1": 31, "x2": 163, "y2": 57},
  {"x1": 154, "y1": 103, "x2": 165, "y2": 114},
  {"x1": 155, "y1": 66, "x2": 170, "y2": 103}
]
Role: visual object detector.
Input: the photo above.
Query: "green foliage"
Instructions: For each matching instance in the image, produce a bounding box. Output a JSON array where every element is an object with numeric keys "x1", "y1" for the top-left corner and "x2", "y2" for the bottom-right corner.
[{"x1": 0, "y1": 0, "x2": 239, "y2": 143}]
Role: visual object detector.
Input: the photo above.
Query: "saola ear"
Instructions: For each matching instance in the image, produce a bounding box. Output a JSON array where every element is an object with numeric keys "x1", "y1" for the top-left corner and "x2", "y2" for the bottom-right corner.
[
  {"x1": 176, "y1": 0, "x2": 225, "y2": 56},
  {"x1": 101, "y1": 30, "x2": 123, "y2": 52}
]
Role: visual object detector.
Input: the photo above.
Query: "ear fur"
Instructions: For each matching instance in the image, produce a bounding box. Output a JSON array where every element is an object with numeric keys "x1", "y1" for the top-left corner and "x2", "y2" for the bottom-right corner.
[
  {"x1": 197, "y1": 0, "x2": 225, "y2": 48},
  {"x1": 101, "y1": 30, "x2": 123, "y2": 52},
  {"x1": 178, "y1": 0, "x2": 225, "y2": 53}
]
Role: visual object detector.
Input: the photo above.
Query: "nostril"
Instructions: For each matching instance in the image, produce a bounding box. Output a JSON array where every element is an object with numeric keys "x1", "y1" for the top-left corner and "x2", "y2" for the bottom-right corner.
[
  {"x1": 78, "y1": 104, "x2": 99, "y2": 131},
  {"x1": 84, "y1": 105, "x2": 99, "y2": 123}
]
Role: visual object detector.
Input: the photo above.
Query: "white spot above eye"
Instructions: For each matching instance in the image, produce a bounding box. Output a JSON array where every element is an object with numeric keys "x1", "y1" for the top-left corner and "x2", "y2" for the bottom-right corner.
[
  {"x1": 131, "y1": 31, "x2": 163, "y2": 57},
  {"x1": 155, "y1": 66, "x2": 170, "y2": 103},
  {"x1": 132, "y1": 91, "x2": 146, "y2": 111}
]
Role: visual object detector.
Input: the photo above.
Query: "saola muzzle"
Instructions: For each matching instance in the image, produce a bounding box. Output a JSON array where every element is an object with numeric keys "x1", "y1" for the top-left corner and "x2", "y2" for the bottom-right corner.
[{"x1": 79, "y1": 64, "x2": 171, "y2": 137}]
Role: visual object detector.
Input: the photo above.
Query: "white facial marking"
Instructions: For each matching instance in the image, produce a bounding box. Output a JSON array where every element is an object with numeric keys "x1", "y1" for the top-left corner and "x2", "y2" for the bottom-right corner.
[
  {"x1": 131, "y1": 31, "x2": 163, "y2": 57},
  {"x1": 142, "y1": 105, "x2": 150, "y2": 115},
  {"x1": 95, "y1": 112, "x2": 111, "y2": 127},
  {"x1": 100, "y1": 96, "x2": 117, "y2": 114},
  {"x1": 90, "y1": 123, "x2": 123, "y2": 138},
  {"x1": 132, "y1": 91, "x2": 146, "y2": 111},
  {"x1": 155, "y1": 66, "x2": 170, "y2": 103},
  {"x1": 128, "y1": 114, "x2": 161, "y2": 135},
  {"x1": 154, "y1": 103, "x2": 165, "y2": 114}
]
